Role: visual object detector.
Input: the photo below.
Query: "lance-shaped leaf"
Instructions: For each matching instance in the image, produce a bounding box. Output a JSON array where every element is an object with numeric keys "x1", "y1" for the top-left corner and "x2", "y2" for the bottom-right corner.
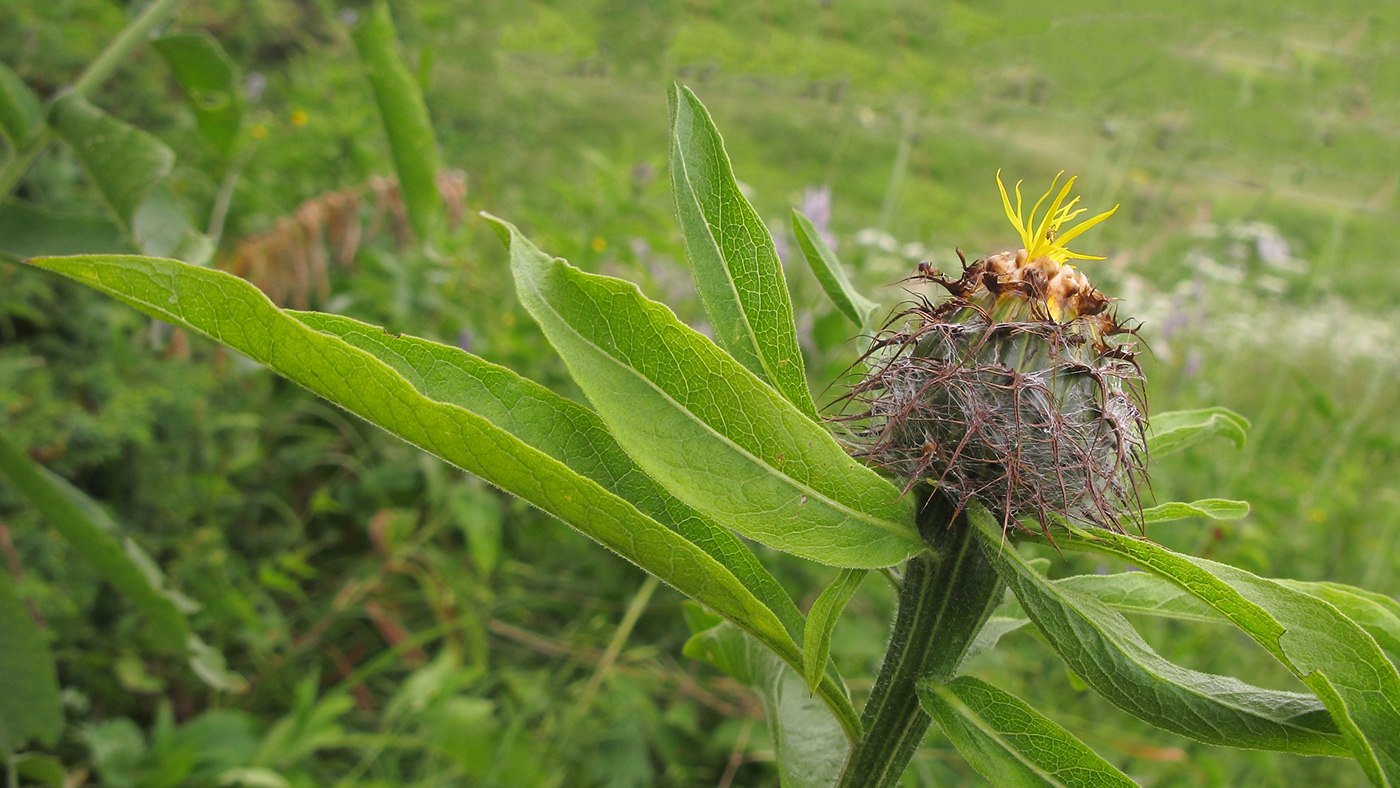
[
  {"x1": 153, "y1": 33, "x2": 243, "y2": 155},
  {"x1": 1146, "y1": 407, "x2": 1249, "y2": 457},
  {"x1": 22, "y1": 252, "x2": 860, "y2": 735},
  {"x1": 791, "y1": 208, "x2": 880, "y2": 330},
  {"x1": 967, "y1": 507, "x2": 1348, "y2": 756},
  {"x1": 1057, "y1": 573, "x2": 1222, "y2": 624},
  {"x1": 1059, "y1": 526, "x2": 1400, "y2": 785},
  {"x1": 1139, "y1": 499, "x2": 1249, "y2": 524},
  {"x1": 0, "y1": 62, "x2": 42, "y2": 148},
  {"x1": 1275, "y1": 580, "x2": 1400, "y2": 657},
  {"x1": 802, "y1": 568, "x2": 867, "y2": 694},
  {"x1": 686, "y1": 617, "x2": 848, "y2": 787},
  {"x1": 48, "y1": 93, "x2": 173, "y2": 229},
  {"x1": 489, "y1": 214, "x2": 920, "y2": 569},
  {"x1": 668, "y1": 84, "x2": 816, "y2": 419},
  {"x1": 352, "y1": 2, "x2": 442, "y2": 241},
  {"x1": 962, "y1": 616, "x2": 1032, "y2": 662},
  {"x1": 293, "y1": 310, "x2": 806, "y2": 643},
  {"x1": 0, "y1": 570, "x2": 61, "y2": 752},
  {"x1": 918, "y1": 677, "x2": 1137, "y2": 788}
]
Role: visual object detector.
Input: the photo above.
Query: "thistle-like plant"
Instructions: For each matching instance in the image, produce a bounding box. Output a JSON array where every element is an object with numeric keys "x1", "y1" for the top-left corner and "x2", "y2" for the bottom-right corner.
[{"x1": 10, "y1": 24, "x2": 1400, "y2": 785}]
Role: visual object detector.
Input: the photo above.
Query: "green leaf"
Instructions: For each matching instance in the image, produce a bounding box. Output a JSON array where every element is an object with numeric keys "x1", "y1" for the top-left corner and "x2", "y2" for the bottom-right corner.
[
  {"x1": 0, "y1": 199, "x2": 130, "y2": 260},
  {"x1": 686, "y1": 620, "x2": 848, "y2": 788},
  {"x1": 967, "y1": 506, "x2": 1349, "y2": 756},
  {"x1": 47, "y1": 93, "x2": 173, "y2": 229},
  {"x1": 23, "y1": 252, "x2": 860, "y2": 737},
  {"x1": 667, "y1": 84, "x2": 816, "y2": 419},
  {"x1": 1057, "y1": 573, "x2": 1222, "y2": 624},
  {"x1": 791, "y1": 208, "x2": 879, "y2": 330},
  {"x1": 153, "y1": 33, "x2": 243, "y2": 155},
  {"x1": 1060, "y1": 526, "x2": 1400, "y2": 784},
  {"x1": 351, "y1": 2, "x2": 442, "y2": 241},
  {"x1": 0, "y1": 569, "x2": 61, "y2": 751},
  {"x1": 0, "y1": 430, "x2": 192, "y2": 650},
  {"x1": 1140, "y1": 498, "x2": 1250, "y2": 523},
  {"x1": 918, "y1": 677, "x2": 1137, "y2": 787},
  {"x1": 962, "y1": 616, "x2": 1031, "y2": 662},
  {"x1": 1146, "y1": 407, "x2": 1249, "y2": 457},
  {"x1": 488, "y1": 213, "x2": 920, "y2": 569},
  {"x1": 0, "y1": 62, "x2": 42, "y2": 149},
  {"x1": 293, "y1": 309, "x2": 807, "y2": 643},
  {"x1": 802, "y1": 568, "x2": 867, "y2": 694},
  {"x1": 1276, "y1": 580, "x2": 1400, "y2": 657}
]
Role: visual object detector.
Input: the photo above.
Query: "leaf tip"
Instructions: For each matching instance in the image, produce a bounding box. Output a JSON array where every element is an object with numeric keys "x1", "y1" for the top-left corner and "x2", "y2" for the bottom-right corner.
[{"x1": 478, "y1": 211, "x2": 513, "y2": 248}]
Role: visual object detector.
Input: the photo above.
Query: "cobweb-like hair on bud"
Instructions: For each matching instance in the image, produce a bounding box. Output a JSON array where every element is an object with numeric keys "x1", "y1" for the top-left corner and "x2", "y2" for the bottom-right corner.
[{"x1": 837, "y1": 287, "x2": 1149, "y2": 535}]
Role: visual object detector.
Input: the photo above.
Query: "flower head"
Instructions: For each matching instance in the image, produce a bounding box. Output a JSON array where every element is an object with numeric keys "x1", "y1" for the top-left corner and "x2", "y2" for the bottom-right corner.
[{"x1": 997, "y1": 171, "x2": 1118, "y2": 265}]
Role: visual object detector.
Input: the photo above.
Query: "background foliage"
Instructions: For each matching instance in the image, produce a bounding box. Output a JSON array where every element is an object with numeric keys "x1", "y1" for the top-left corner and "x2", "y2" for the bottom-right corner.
[{"x1": 1, "y1": 0, "x2": 1397, "y2": 785}]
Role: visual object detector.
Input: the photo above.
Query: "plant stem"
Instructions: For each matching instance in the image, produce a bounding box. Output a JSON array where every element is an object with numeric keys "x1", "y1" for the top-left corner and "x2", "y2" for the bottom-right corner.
[
  {"x1": 0, "y1": 0, "x2": 192, "y2": 204},
  {"x1": 836, "y1": 493, "x2": 1003, "y2": 788}
]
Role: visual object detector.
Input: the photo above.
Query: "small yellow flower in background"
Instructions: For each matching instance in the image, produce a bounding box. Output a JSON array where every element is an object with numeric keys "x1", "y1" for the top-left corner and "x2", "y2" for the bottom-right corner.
[
  {"x1": 290, "y1": 110, "x2": 309, "y2": 127},
  {"x1": 591, "y1": 236, "x2": 607, "y2": 253},
  {"x1": 250, "y1": 123, "x2": 268, "y2": 139},
  {"x1": 1310, "y1": 508, "x2": 1328, "y2": 523},
  {"x1": 997, "y1": 170, "x2": 1118, "y2": 264}
]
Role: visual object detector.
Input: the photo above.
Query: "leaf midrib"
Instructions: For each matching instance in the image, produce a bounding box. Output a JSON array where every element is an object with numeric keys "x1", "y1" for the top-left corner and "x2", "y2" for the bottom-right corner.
[
  {"x1": 527, "y1": 262, "x2": 916, "y2": 544},
  {"x1": 926, "y1": 682, "x2": 1068, "y2": 786}
]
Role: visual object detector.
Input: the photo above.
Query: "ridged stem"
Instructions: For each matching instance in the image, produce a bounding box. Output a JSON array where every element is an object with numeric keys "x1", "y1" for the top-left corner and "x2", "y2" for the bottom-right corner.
[{"x1": 836, "y1": 493, "x2": 1003, "y2": 788}]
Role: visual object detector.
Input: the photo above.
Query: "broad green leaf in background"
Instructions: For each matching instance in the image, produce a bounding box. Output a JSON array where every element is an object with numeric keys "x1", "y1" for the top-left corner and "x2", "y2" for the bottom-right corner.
[
  {"x1": 802, "y1": 568, "x2": 867, "y2": 694},
  {"x1": 791, "y1": 208, "x2": 880, "y2": 330},
  {"x1": 1057, "y1": 573, "x2": 1222, "y2": 624},
  {"x1": 917, "y1": 677, "x2": 1137, "y2": 788},
  {"x1": 22, "y1": 253, "x2": 861, "y2": 737},
  {"x1": 1139, "y1": 498, "x2": 1250, "y2": 523},
  {"x1": 1146, "y1": 407, "x2": 1249, "y2": 457},
  {"x1": 352, "y1": 1, "x2": 442, "y2": 242},
  {"x1": 489, "y1": 214, "x2": 921, "y2": 568},
  {"x1": 967, "y1": 507, "x2": 1349, "y2": 756},
  {"x1": 961, "y1": 616, "x2": 1031, "y2": 662},
  {"x1": 47, "y1": 93, "x2": 173, "y2": 228},
  {"x1": 293, "y1": 309, "x2": 808, "y2": 645},
  {"x1": 668, "y1": 84, "x2": 817, "y2": 420},
  {"x1": 46, "y1": 94, "x2": 211, "y2": 264},
  {"x1": 1060, "y1": 526, "x2": 1400, "y2": 785},
  {"x1": 153, "y1": 33, "x2": 243, "y2": 155},
  {"x1": 1276, "y1": 580, "x2": 1400, "y2": 657},
  {"x1": 0, "y1": 570, "x2": 61, "y2": 752},
  {"x1": 686, "y1": 617, "x2": 848, "y2": 788},
  {"x1": 0, "y1": 431, "x2": 191, "y2": 650},
  {"x1": 0, "y1": 200, "x2": 130, "y2": 261},
  {"x1": 0, "y1": 62, "x2": 42, "y2": 149}
]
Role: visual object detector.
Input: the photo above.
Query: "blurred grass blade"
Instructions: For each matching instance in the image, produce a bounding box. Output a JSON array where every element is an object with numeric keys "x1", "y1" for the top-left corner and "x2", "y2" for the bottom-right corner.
[
  {"x1": 667, "y1": 83, "x2": 816, "y2": 420},
  {"x1": 22, "y1": 252, "x2": 860, "y2": 737},
  {"x1": 48, "y1": 93, "x2": 173, "y2": 229},
  {"x1": 352, "y1": 2, "x2": 442, "y2": 242},
  {"x1": 1061, "y1": 525, "x2": 1400, "y2": 784},
  {"x1": 917, "y1": 676, "x2": 1137, "y2": 787},
  {"x1": 686, "y1": 618, "x2": 849, "y2": 785},
  {"x1": 0, "y1": 430, "x2": 192, "y2": 650},
  {"x1": 0, "y1": 62, "x2": 42, "y2": 149},
  {"x1": 802, "y1": 568, "x2": 866, "y2": 694},
  {"x1": 968, "y1": 506, "x2": 1349, "y2": 756},
  {"x1": 1140, "y1": 498, "x2": 1249, "y2": 523},
  {"x1": 1057, "y1": 573, "x2": 1222, "y2": 623},
  {"x1": 489, "y1": 213, "x2": 920, "y2": 568},
  {"x1": 1146, "y1": 407, "x2": 1249, "y2": 456},
  {"x1": 294, "y1": 309, "x2": 808, "y2": 644},
  {"x1": 0, "y1": 569, "x2": 61, "y2": 751},
  {"x1": 791, "y1": 208, "x2": 879, "y2": 330},
  {"x1": 153, "y1": 33, "x2": 243, "y2": 155},
  {"x1": 1275, "y1": 580, "x2": 1400, "y2": 656}
]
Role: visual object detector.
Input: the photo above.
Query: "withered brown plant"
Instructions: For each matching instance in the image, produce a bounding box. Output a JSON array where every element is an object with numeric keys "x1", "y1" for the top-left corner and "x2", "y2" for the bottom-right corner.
[{"x1": 839, "y1": 174, "x2": 1148, "y2": 535}]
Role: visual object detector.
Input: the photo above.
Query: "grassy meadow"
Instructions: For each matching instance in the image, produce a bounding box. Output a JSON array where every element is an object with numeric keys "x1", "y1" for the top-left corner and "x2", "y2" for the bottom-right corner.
[{"x1": 1, "y1": 1, "x2": 1398, "y2": 785}]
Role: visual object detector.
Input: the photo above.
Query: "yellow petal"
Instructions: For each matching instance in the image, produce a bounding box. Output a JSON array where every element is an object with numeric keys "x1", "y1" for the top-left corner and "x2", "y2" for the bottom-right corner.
[{"x1": 1054, "y1": 204, "x2": 1119, "y2": 246}]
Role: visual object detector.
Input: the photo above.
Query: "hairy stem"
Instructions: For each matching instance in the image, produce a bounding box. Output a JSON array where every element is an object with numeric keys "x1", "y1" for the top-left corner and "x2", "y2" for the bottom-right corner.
[{"x1": 836, "y1": 493, "x2": 1003, "y2": 787}]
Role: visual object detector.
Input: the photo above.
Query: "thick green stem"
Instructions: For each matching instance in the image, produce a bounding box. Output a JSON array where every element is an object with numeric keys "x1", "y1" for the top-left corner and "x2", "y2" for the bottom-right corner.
[{"x1": 836, "y1": 494, "x2": 1003, "y2": 787}]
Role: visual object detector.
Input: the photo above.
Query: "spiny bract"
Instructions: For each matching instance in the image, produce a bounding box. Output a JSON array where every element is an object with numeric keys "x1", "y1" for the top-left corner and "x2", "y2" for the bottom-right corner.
[{"x1": 841, "y1": 173, "x2": 1148, "y2": 535}]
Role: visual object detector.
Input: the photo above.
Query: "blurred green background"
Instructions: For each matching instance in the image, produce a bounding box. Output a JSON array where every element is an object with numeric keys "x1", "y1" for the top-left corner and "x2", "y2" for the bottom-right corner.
[{"x1": 1, "y1": 0, "x2": 1397, "y2": 785}]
